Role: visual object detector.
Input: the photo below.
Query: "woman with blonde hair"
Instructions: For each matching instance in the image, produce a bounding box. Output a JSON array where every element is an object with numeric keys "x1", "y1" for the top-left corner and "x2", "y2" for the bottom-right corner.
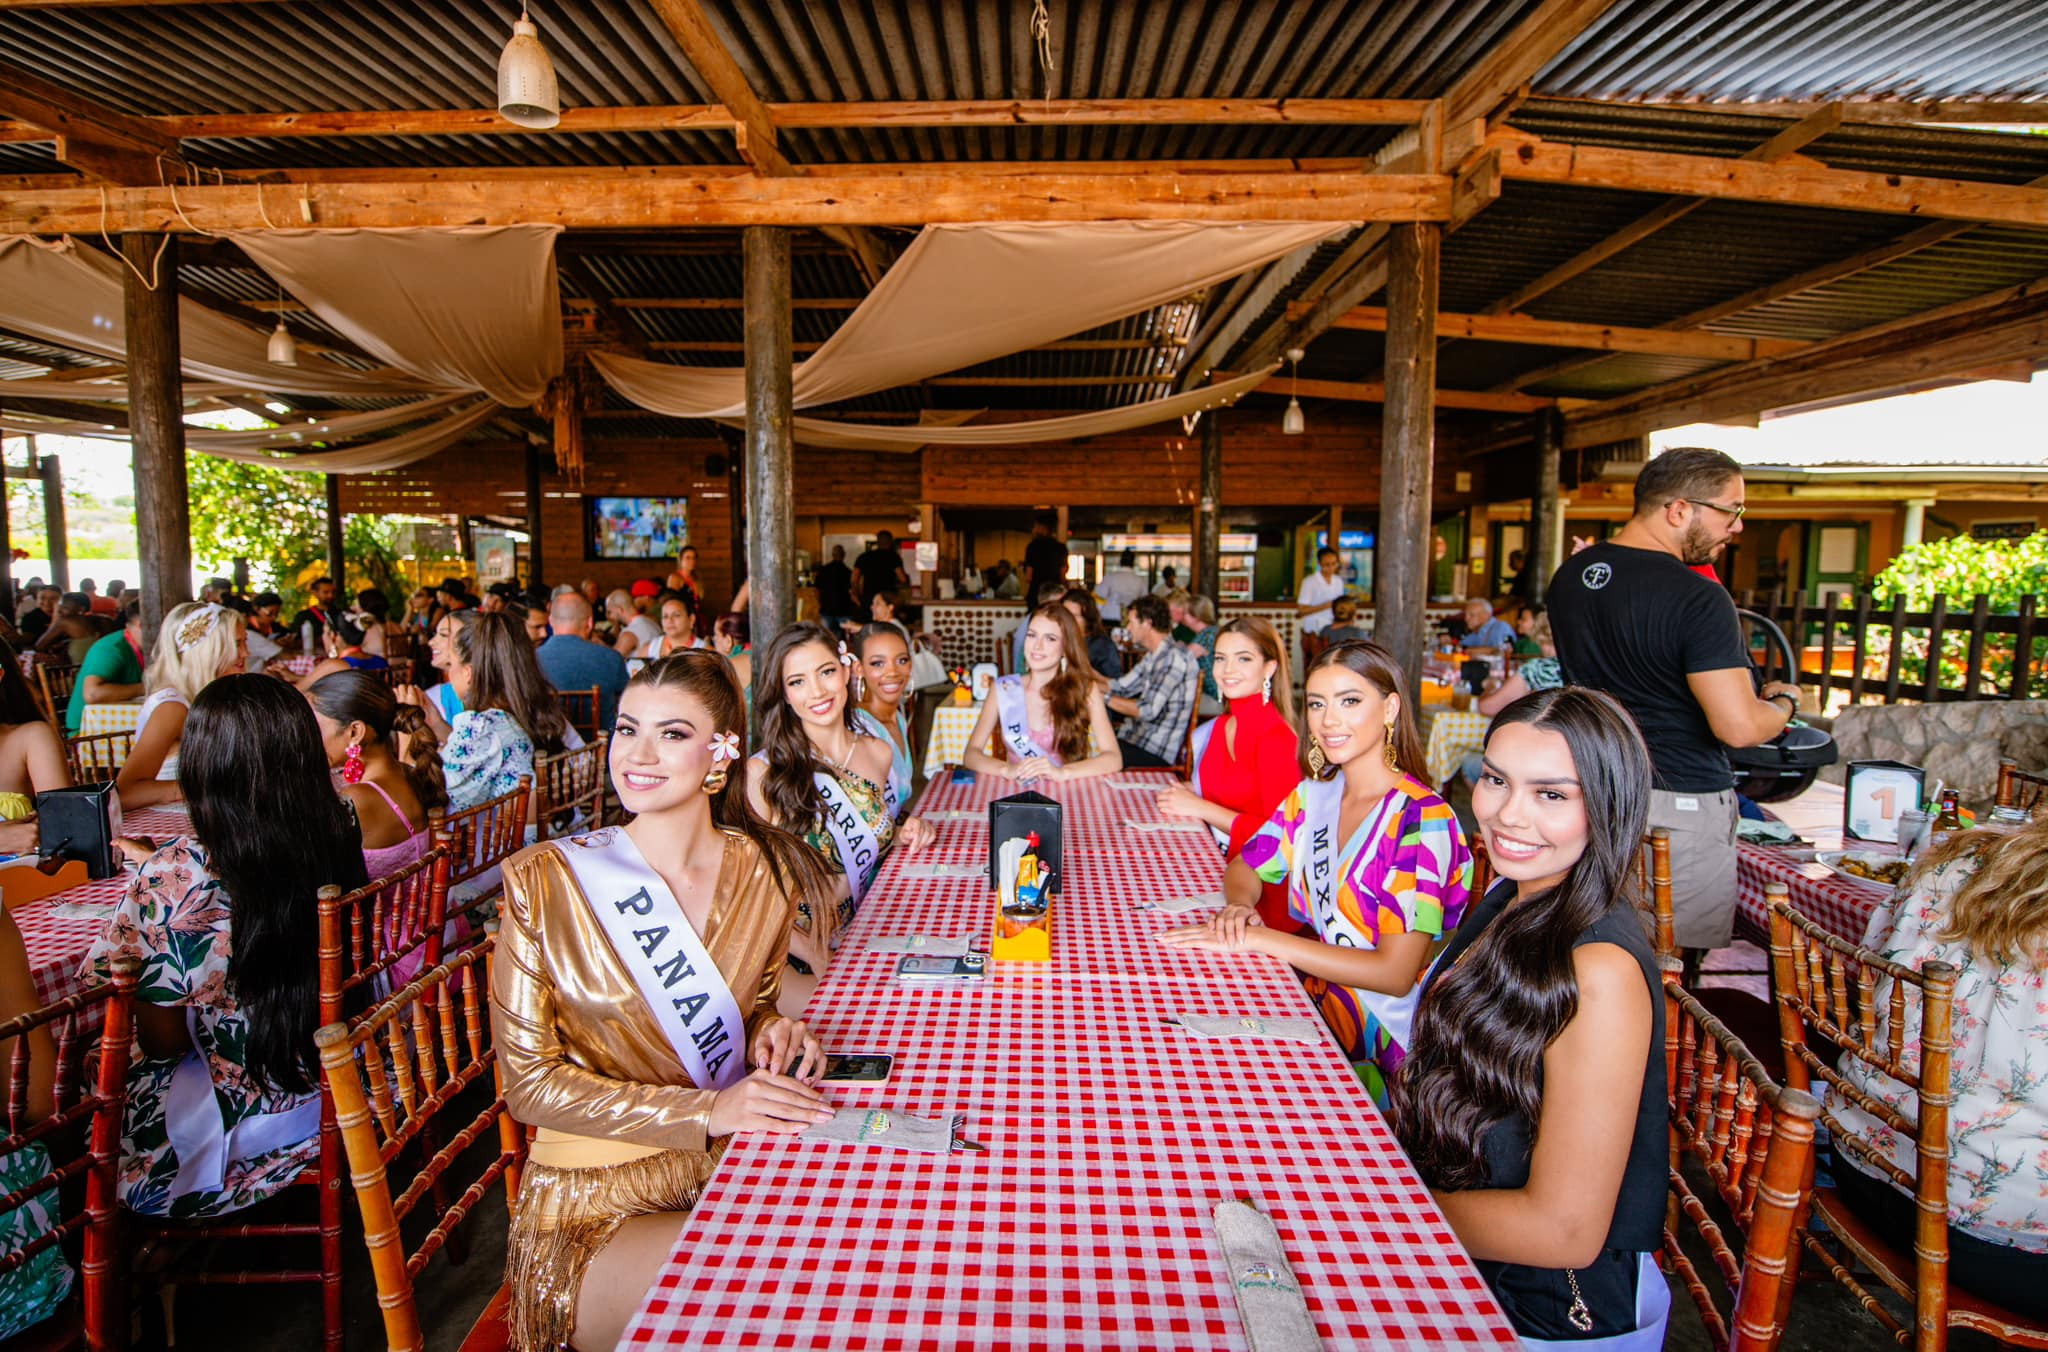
[
  {"x1": 1829, "y1": 814, "x2": 2048, "y2": 1315},
  {"x1": 1157, "y1": 617, "x2": 1300, "y2": 928},
  {"x1": 963, "y1": 602, "x2": 1120, "y2": 784},
  {"x1": 116, "y1": 601, "x2": 246, "y2": 808}
]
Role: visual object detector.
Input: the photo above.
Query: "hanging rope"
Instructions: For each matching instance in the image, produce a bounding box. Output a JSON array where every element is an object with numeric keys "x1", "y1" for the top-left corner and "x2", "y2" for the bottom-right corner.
[
  {"x1": 1030, "y1": 0, "x2": 1057, "y2": 103},
  {"x1": 98, "y1": 187, "x2": 170, "y2": 291}
]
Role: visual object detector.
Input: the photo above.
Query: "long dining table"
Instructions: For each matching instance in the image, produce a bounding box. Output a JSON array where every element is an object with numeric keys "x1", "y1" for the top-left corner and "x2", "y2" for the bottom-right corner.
[
  {"x1": 13, "y1": 804, "x2": 195, "y2": 1008},
  {"x1": 620, "y1": 770, "x2": 1517, "y2": 1349}
]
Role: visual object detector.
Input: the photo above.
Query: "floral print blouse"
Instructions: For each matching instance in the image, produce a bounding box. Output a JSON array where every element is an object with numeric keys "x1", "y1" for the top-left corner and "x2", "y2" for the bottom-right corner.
[
  {"x1": 443, "y1": 708, "x2": 536, "y2": 811},
  {"x1": 83, "y1": 839, "x2": 320, "y2": 1219},
  {"x1": 1834, "y1": 848, "x2": 2048, "y2": 1252}
]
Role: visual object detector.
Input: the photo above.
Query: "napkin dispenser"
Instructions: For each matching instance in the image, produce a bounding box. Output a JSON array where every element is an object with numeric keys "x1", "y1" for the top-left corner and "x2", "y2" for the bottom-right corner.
[
  {"x1": 35, "y1": 783, "x2": 122, "y2": 880},
  {"x1": 989, "y1": 790, "x2": 1060, "y2": 962}
]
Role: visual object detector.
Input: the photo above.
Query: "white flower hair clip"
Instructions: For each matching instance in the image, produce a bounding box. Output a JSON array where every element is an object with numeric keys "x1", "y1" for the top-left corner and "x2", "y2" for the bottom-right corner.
[
  {"x1": 838, "y1": 641, "x2": 857, "y2": 668},
  {"x1": 708, "y1": 731, "x2": 741, "y2": 764}
]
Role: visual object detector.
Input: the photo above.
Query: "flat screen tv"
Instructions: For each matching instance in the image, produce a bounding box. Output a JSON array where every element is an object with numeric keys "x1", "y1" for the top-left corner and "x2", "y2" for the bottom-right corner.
[{"x1": 587, "y1": 496, "x2": 688, "y2": 561}]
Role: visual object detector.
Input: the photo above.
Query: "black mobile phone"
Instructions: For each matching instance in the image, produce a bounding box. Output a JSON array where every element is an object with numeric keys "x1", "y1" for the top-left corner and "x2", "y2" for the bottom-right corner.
[
  {"x1": 950, "y1": 766, "x2": 976, "y2": 785},
  {"x1": 821, "y1": 1053, "x2": 894, "y2": 1084}
]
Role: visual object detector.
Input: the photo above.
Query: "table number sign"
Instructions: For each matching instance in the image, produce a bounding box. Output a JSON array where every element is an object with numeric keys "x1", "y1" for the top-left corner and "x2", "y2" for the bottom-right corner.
[{"x1": 1845, "y1": 759, "x2": 1925, "y2": 844}]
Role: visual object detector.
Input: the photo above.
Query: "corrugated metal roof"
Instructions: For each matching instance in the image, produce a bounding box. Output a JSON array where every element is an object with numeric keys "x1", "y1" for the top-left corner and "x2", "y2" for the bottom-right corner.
[{"x1": 1542, "y1": 0, "x2": 2048, "y2": 103}]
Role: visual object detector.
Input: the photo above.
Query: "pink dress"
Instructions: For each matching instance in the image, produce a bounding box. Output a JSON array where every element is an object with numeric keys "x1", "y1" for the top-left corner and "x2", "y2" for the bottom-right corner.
[{"x1": 353, "y1": 779, "x2": 465, "y2": 988}]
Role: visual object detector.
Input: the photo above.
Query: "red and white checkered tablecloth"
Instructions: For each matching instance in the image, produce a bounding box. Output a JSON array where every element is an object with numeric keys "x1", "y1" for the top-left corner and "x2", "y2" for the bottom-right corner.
[
  {"x1": 622, "y1": 772, "x2": 1518, "y2": 1349},
  {"x1": 1734, "y1": 841, "x2": 1887, "y2": 950},
  {"x1": 13, "y1": 805, "x2": 200, "y2": 1009}
]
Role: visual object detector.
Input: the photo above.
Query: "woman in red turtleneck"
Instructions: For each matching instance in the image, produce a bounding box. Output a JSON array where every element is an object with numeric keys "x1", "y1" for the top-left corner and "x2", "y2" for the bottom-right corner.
[{"x1": 1155, "y1": 616, "x2": 1301, "y2": 930}]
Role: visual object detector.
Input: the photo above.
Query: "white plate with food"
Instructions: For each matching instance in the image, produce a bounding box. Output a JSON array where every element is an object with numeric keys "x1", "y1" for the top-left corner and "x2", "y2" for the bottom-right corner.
[{"x1": 1814, "y1": 850, "x2": 1910, "y2": 895}]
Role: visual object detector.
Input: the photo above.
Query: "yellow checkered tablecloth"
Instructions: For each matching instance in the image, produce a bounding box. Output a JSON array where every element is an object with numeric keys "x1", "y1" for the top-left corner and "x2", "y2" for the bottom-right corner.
[
  {"x1": 921, "y1": 701, "x2": 989, "y2": 775},
  {"x1": 1422, "y1": 708, "x2": 1492, "y2": 788},
  {"x1": 77, "y1": 699, "x2": 146, "y2": 740}
]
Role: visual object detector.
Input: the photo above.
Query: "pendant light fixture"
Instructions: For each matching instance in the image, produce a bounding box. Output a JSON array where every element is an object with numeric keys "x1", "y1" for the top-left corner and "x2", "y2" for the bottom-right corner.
[
  {"x1": 266, "y1": 278, "x2": 297, "y2": 366},
  {"x1": 1281, "y1": 346, "x2": 1305, "y2": 435},
  {"x1": 497, "y1": 6, "x2": 561, "y2": 130}
]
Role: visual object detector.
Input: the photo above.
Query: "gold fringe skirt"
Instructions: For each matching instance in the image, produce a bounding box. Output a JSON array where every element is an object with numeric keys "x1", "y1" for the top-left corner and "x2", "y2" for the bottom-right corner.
[{"x1": 504, "y1": 1146, "x2": 718, "y2": 1351}]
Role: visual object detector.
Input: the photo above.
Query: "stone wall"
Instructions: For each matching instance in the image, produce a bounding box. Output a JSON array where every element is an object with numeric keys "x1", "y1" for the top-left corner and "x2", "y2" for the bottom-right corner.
[{"x1": 1822, "y1": 700, "x2": 2048, "y2": 811}]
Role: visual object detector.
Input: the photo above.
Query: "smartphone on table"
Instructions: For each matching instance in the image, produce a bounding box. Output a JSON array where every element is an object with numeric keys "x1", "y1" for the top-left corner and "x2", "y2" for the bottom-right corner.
[{"x1": 821, "y1": 1052, "x2": 894, "y2": 1084}]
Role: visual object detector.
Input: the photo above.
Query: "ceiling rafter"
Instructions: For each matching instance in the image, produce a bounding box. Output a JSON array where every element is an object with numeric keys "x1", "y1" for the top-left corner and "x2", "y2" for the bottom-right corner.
[
  {"x1": 1315, "y1": 305, "x2": 1804, "y2": 361},
  {"x1": 0, "y1": 56, "x2": 184, "y2": 184}
]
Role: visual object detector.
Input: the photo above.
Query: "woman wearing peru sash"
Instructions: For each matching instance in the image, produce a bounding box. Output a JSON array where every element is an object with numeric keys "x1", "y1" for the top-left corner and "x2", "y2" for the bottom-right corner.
[
  {"x1": 962, "y1": 602, "x2": 1121, "y2": 783},
  {"x1": 745, "y1": 622, "x2": 935, "y2": 1013},
  {"x1": 494, "y1": 652, "x2": 837, "y2": 1351},
  {"x1": 1160, "y1": 641, "x2": 1474, "y2": 1105}
]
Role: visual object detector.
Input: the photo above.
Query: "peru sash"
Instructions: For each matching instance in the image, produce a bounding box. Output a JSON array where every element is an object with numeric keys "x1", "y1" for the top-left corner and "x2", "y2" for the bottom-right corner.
[
  {"x1": 993, "y1": 675, "x2": 1049, "y2": 764},
  {"x1": 1294, "y1": 775, "x2": 1423, "y2": 1054},
  {"x1": 556, "y1": 825, "x2": 746, "y2": 1091}
]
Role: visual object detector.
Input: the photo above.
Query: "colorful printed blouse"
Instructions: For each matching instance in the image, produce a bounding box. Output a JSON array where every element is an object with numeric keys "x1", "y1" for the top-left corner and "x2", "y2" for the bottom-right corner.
[
  {"x1": 442, "y1": 707, "x2": 535, "y2": 811},
  {"x1": 1834, "y1": 849, "x2": 2048, "y2": 1253},
  {"x1": 1240, "y1": 774, "x2": 1473, "y2": 1092},
  {"x1": 83, "y1": 839, "x2": 321, "y2": 1219}
]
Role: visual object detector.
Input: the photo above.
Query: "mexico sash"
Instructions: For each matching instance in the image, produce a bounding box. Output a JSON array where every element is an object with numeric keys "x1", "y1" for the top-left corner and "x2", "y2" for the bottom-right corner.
[
  {"x1": 815, "y1": 770, "x2": 883, "y2": 905},
  {"x1": 1294, "y1": 776, "x2": 1424, "y2": 1053},
  {"x1": 993, "y1": 675, "x2": 1048, "y2": 764},
  {"x1": 556, "y1": 825, "x2": 746, "y2": 1090}
]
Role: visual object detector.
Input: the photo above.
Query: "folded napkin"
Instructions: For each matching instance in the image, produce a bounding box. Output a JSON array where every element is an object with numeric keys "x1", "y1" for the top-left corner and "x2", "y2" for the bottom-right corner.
[
  {"x1": 898, "y1": 862, "x2": 985, "y2": 880},
  {"x1": 866, "y1": 934, "x2": 972, "y2": 955},
  {"x1": 1736, "y1": 818, "x2": 1797, "y2": 844},
  {"x1": 1213, "y1": 1201, "x2": 1324, "y2": 1352},
  {"x1": 918, "y1": 811, "x2": 984, "y2": 823},
  {"x1": 1172, "y1": 1013, "x2": 1324, "y2": 1044},
  {"x1": 1107, "y1": 781, "x2": 1165, "y2": 793},
  {"x1": 1135, "y1": 890, "x2": 1226, "y2": 915},
  {"x1": 1125, "y1": 820, "x2": 1207, "y2": 834},
  {"x1": 802, "y1": 1108, "x2": 972, "y2": 1154},
  {"x1": 38, "y1": 901, "x2": 115, "y2": 921}
]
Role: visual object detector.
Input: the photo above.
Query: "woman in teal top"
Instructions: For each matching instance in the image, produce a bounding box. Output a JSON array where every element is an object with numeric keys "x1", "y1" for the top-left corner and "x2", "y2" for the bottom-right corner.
[{"x1": 850, "y1": 622, "x2": 915, "y2": 816}]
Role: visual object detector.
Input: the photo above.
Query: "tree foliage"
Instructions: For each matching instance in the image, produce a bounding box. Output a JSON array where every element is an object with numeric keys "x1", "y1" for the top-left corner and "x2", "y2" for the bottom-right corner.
[
  {"x1": 1865, "y1": 532, "x2": 2048, "y2": 696},
  {"x1": 185, "y1": 456, "x2": 402, "y2": 608}
]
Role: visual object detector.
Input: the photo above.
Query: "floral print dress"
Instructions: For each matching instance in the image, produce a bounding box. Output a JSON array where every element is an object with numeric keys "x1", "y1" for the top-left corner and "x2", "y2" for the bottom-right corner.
[
  {"x1": 442, "y1": 707, "x2": 536, "y2": 811},
  {"x1": 84, "y1": 839, "x2": 321, "y2": 1220}
]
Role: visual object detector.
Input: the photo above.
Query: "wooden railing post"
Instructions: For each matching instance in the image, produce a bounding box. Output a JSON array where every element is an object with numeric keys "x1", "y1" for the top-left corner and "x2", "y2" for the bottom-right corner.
[
  {"x1": 2011, "y1": 594, "x2": 2038, "y2": 701},
  {"x1": 1882, "y1": 594, "x2": 1908, "y2": 704},
  {"x1": 1818, "y1": 591, "x2": 1841, "y2": 708},
  {"x1": 1961, "y1": 593, "x2": 1992, "y2": 698},
  {"x1": 1848, "y1": 592, "x2": 1871, "y2": 706},
  {"x1": 1921, "y1": 593, "x2": 1949, "y2": 703}
]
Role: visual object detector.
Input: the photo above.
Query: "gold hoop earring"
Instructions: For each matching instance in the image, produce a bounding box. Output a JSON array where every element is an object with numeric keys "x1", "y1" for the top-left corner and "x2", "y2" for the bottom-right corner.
[
  {"x1": 1383, "y1": 718, "x2": 1399, "y2": 773},
  {"x1": 1306, "y1": 738, "x2": 1326, "y2": 777},
  {"x1": 702, "y1": 765, "x2": 730, "y2": 793}
]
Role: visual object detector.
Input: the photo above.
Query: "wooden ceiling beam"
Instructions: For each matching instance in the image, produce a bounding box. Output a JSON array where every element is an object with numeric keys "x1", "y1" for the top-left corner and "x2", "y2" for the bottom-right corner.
[
  {"x1": 559, "y1": 256, "x2": 650, "y2": 357},
  {"x1": 1441, "y1": 0, "x2": 1626, "y2": 156},
  {"x1": 643, "y1": 0, "x2": 791, "y2": 177},
  {"x1": 0, "y1": 56, "x2": 184, "y2": 184},
  {"x1": 1493, "y1": 131, "x2": 2048, "y2": 228},
  {"x1": 1318, "y1": 305, "x2": 1804, "y2": 360},
  {"x1": 923, "y1": 374, "x2": 1177, "y2": 388},
  {"x1": 611, "y1": 297, "x2": 865, "y2": 310},
  {"x1": 0, "y1": 98, "x2": 1432, "y2": 145},
  {"x1": 1482, "y1": 103, "x2": 1844, "y2": 315},
  {"x1": 0, "y1": 169, "x2": 1453, "y2": 233},
  {"x1": 1547, "y1": 96, "x2": 2048, "y2": 126},
  {"x1": 1261, "y1": 376, "x2": 1561, "y2": 414}
]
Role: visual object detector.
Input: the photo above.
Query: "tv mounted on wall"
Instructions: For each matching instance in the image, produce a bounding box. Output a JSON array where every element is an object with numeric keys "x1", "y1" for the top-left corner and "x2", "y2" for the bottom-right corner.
[{"x1": 586, "y1": 496, "x2": 687, "y2": 561}]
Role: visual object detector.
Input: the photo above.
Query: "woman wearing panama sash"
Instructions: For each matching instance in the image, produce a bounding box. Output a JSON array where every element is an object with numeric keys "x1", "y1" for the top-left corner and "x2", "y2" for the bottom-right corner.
[{"x1": 493, "y1": 651, "x2": 835, "y2": 1351}]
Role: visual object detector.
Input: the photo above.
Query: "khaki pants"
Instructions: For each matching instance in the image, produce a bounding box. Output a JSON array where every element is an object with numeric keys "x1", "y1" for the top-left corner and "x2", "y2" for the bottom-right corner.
[{"x1": 1648, "y1": 786, "x2": 1739, "y2": 950}]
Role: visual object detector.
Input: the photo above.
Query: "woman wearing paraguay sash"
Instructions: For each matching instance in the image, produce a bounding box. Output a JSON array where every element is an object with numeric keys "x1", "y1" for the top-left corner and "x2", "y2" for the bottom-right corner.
[
  {"x1": 494, "y1": 651, "x2": 838, "y2": 1352},
  {"x1": 849, "y1": 621, "x2": 916, "y2": 817},
  {"x1": 745, "y1": 622, "x2": 935, "y2": 1012},
  {"x1": 962, "y1": 603, "x2": 1121, "y2": 784},
  {"x1": 1154, "y1": 617, "x2": 1300, "y2": 929},
  {"x1": 1159, "y1": 641, "x2": 1472, "y2": 1105},
  {"x1": 1391, "y1": 688, "x2": 1669, "y2": 1348}
]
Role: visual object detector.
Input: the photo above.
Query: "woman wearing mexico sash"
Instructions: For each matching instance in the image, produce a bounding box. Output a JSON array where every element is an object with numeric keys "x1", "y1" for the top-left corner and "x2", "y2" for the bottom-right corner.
[
  {"x1": 494, "y1": 651, "x2": 838, "y2": 1351},
  {"x1": 746, "y1": 622, "x2": 935, "y2": 1012},
  {"x1": 962, "y1": 603, "x2": 1121, "y2": 783},
  {"x1": 1160, "y1": 641, "x2": 1474, "y2": 1105}
]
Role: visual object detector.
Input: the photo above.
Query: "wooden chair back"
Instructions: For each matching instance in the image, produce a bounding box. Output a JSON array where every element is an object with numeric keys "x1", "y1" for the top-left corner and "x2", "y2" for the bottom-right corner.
[
  {"x1": 1996, "y1": 757, "x2": 2044, "y2": 815},
  {"x1": 1638, "y1": 827, "x2": 1674, "y2": 961},
  {"x1": 0, "y1": 954, "x2": 137, "y2": 1351},
  {"x1": 315, "y1": 930, "x2": 525, "y2": 1352},
  {"x1": 34, "y1": 662, "x2": 79, "y2": 731},
  {"x1": 376, "y1": 656, "x2": 416, "y2": 689},
  {"x1": 556, "y1": 686, "x2": 601, "y2": 743},
  {"x1": 433, "y1": 777, "x2": 533, "y2": 895},
  {"x1": 1664, "y1": 974, "x2": 1821, "y2": 1352},
  {"x1": 535, "y1": 734, "x2": 608, "y2": 840},
  {"x1": 65, "y1": 729, "x2": 134, "y2": 786},
  {"x1": 1173, "y1": 673, "x2": 1203, "y2": 780},
  {"x1": 1764, "y1": 887, "x2": 2014, "y2": 1350},
  {"x1": 1468, "y1": 838, "x2": 1493, "y2": 899},
  {"x1": 995, "y1": 633, "x2": 1012, "y2": 675},
  {"x1": 317, "y1": 845, "x2": 453, "y2": 1024}
]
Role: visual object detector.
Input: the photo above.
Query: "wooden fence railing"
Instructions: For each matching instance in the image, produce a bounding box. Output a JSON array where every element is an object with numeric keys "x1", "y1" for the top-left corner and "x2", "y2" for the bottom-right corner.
[{"x1": 1744, "y1": 592, "x2": 2044, "y2": 705}]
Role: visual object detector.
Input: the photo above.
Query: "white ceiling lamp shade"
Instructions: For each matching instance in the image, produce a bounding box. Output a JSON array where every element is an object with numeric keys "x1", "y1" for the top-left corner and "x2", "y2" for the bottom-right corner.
[
  {"x1": 266, "y1": 318, "x2": 298, "y2": 365},
  {"x1": 497, "y1": 7, "x2": 561, "y2": 130},
  {"x1": 1282, "y1": 346, "x2": 1305, "y2": 435}
]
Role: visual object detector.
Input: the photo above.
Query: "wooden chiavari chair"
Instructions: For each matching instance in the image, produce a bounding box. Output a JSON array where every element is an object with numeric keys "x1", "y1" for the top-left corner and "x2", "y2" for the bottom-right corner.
[
  {"x1": 534, "y1": 734, "x2": 608, "y2": 840},
  {"x1": 1996, "y1": 757, "x2": 2044, "y2": 816},
  {"x1": 64, "y1": 731, "x2": 133, "y2": 787},
  {"x1": 556, "y1": 686, "x2": 602, "y2": 744},
  {"x1": 316, "y1": 927, "x2": 525, "y2": 1352},
  {"x1": 1664, "y1": 973, "x2": 1821, "y2": 1351},
  {"x1": 34, "y1": 663, "x2": 79, "y2": 733},
  {"x1": 1770, "y1": 888, "x2": 2048, "y2": 1350},
  {"x1": 433, "y1": 778, "x2": 534, "y2": 923}
]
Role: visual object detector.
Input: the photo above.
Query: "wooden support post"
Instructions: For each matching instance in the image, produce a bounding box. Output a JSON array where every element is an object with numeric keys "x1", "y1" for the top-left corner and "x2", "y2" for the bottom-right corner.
[
  {"x1": 1374, "y1": 223, "x2": 1441, "y2": 698},
  {"x1": 0, "y1": 424, "x2": 12, "y2": 619},
  {"x1": 720, "y1": 427, "x2": 746, "y2": 603},
  {"x1": 122, "y1": 232, "x2": 190, "y2": 645},
  {"x1": 36, "y1": 444, "x2": 67, "y2": 591},
  {"x1": 324, "y1": 473, "x2": 345, "y2": 589},
  {"x1": 524, "y1": 441, "x2": 546, "y2": 588},
  {"x1": 1195, "y1": 412, "x2": 1222, "y2": 601},
  {"x1": 743, "y1": 225, "x2": 794, "y2": 676},
  {"x1": 1531, "y1": 409, "x2": 1564, "y2": 601}
]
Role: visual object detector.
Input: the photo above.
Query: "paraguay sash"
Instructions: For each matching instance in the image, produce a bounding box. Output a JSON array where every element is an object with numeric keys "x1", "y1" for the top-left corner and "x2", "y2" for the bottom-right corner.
[
  {"x1": 1294, "y1": 776, "x2": 1424, "y2": 1055},
  {"x1": 815, "y1": 770, "x2": 883, "y2": 905},
  {"x1": 993, "y1": 675, "x2": 1049, "y2": 764},
  {"x1": 1186, "y1": 717, "x2": 1228, "y2": 850},
  {"x1": 555, "y1": 825, "x2": 747, "y2": 1091}
]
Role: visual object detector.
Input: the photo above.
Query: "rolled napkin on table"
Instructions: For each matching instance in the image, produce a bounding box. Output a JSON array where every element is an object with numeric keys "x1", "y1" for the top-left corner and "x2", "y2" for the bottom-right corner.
[
  {"x1": 1170, "y1": 1013, "x2": 1324, "y2": 1044},
  {"x1": 801, "y1": 1108, "x2": 977, "y2": 1154},
  {"x1": 866, "y1": 934, "x2": 973, "y2": 955},
  {"x1": 1125, "y1": 820, "x2": 1208, "y2": 834},
  {"x1": 1134, "y1": 890, "x2": 1226, "y2": 915},
  {"x1": 899, "y1": 862, "x2": 986, "y2": 881},
  {"x1": 1213, "y1": 1200, "x2": 1324, "y2": 1352}
]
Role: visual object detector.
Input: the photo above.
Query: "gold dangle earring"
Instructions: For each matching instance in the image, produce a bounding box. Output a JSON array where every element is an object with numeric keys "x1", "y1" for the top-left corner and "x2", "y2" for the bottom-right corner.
[
  {"x1": 702, "y1": 763, "x2": 730, "y2": 793},
  {"x1": 1307, "y1": 737, "x2": 1326, "y2": 777},
  {"x1": 1382, "y1": 716, "x2": 1399, "y2": 772},
  {"x1": 1262, "y1": 673, "x2": 1272, "y2": 705}
]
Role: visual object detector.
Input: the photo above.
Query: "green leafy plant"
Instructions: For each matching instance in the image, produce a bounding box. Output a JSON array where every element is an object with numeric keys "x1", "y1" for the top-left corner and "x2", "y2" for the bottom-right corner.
[
  {"x1": 186, "y1": 456, "x2": 404, "y2": 609},
  {"x1": 1864, "y1": 532, "x2": 2048, "y2": 696}
]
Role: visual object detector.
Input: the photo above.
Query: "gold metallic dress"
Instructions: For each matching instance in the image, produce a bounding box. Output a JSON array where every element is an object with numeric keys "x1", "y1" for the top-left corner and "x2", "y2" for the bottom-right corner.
[{"x1": 492, "y1": 830, "x2": 794, "y2": 1351}]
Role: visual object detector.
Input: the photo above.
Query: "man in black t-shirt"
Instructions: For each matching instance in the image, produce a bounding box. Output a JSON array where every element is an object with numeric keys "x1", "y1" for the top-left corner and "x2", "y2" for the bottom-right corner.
[
  {"x1": 1548, "y1": 447, "x2": 1802, "y2": 955},
  {"x1": 852, "y1": 531, "x2": 909, "y2": 610},
  {"x1": 1021, "y1": 511, "x2": 1069, "y2": 600},
  {"x1": 814, "y1": 544, "x2": 857, "y2": 635}
]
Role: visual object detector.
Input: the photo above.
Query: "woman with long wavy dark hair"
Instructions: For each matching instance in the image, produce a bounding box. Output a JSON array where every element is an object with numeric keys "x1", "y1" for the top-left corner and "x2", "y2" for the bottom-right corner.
[
  {"x1": 1160, "y1": 640, "x2": 1470, "y2": 1105},
  {"x1": 962, "y1": 602, "x2": 1120, "y2": 783},
  {"x1": 494, "y1": 650, "x2": 835, "y2": 1350},
  {"x1": 87, "y1": 675, "x2": 368, "y2": 1219},
  {"x1": 398, "y1": 608, "x2": 570, "y2": 810},
  {"x1": 744, "y1": 623, "x2": 934, "y2": 1011},
  {"x1": 1390, "y1": 687, "x2": 1668, "y2": 1347}
]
